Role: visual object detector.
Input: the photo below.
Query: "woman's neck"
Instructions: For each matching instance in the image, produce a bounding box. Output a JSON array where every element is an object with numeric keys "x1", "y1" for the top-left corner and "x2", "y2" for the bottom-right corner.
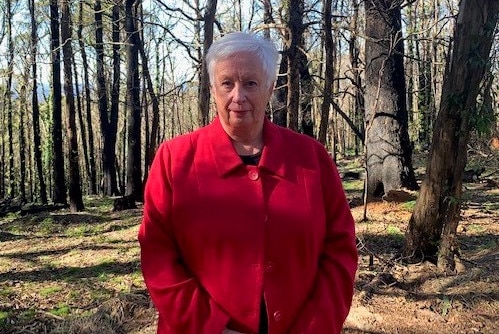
[
  {"x1": 219, "y1": 120, "x2": 264, "y2": 155},
  {"x1": 231, "y1": 135, "x2": 264, "y2": 155}
]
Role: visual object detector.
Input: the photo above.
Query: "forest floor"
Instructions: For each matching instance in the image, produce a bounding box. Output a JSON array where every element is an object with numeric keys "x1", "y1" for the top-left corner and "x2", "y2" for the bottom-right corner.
[{"x1": 0, "y1": 152, "x2": 498, "y2": 334}]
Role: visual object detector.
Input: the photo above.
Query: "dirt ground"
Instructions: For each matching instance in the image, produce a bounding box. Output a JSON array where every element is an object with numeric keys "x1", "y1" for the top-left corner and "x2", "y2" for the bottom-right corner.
[
  {"x1": 0, "y1": 156, "x2": 498, "y2": 334},
  {"x1": 340, "y1": 151, "x2": 499, "y2": 334},
  {"x1": 345, "y1": 192, "x2": 499, "y2": 334}
]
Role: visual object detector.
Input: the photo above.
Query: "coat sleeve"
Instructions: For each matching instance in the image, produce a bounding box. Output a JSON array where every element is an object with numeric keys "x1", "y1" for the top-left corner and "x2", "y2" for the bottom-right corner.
[
  {"x1": 138, "y1": 143, "x2": 230, "y2": 333},
  {"x1": 288, "y1": 147, "x2": 358, "y2": 334}
]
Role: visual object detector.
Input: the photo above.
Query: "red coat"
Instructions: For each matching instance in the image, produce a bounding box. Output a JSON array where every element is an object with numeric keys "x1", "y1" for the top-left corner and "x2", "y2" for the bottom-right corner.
[{"x1": 139, "y1": 117, "x2": 357, "y2": 334}]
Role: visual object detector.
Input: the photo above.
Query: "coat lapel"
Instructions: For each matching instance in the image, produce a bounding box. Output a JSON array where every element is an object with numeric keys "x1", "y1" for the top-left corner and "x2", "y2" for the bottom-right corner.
[
  {"x1": 207, "y1": 117, "x2": 296, "y2": 181},
  {"x1": 207, "y1": 117, "x2": 244, "y2": 177},
  {"x1": 260, "y1": 118, "x2": 295, "y2": 181}
]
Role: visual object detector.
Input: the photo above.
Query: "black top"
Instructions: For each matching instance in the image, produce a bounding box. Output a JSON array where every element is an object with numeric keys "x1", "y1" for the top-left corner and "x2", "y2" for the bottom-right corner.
[
  {"x1": 239, "y1": 151, "x2": 262, "y2": 166},
  {"x1": 240, "y1": 150, "x2": 268, "y2": 334}
]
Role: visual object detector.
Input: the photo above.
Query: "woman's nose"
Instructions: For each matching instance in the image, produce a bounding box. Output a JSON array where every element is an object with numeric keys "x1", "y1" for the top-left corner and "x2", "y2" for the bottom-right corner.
[{"x1": 231, "y1": 84, "x2": 246, "y2": 103}]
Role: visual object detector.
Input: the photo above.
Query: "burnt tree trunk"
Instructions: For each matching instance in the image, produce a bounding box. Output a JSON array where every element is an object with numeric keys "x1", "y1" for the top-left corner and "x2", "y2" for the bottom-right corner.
[
  {"x1": 30, "y1": 0, "x2": 47, "y2": 204},
  {"x1": 50, "y1": 0, "x2": 67, "y2": 205},
  {"x1": 198, "y1": 0, "x2": 217, "y2": 126},
  {"x1": 109, "y1": 0, "x2": 122, "y2": 195},
  {"x1": 272, "y1": 55, "x2": 288, "y2": 127},
  {"x1": 350, "y1": 0, "x2": 364, "y2": 155},
  {"x1": 138, "y1": 31, "x2": 160, "y2": 175},
  {"x1": 95, "y1": 0, "x2": 119, "y2": 196},
  {"x1": 299, "y1": 45, "x2": 313, "y2": 137},
  {"x1": 286, "y1": 0, "x2": 304, "y2": 132},
  {"x1": 18, "y1": 85, "x2": 27, "y2": 202},
  {"x1": 78, "y1": 0, "x2": 98, "y2": 196},
  {"x1": 318, "y1": 0, "x2": 334, "y2": 145},
  {"x1": 364, "y1": 0, "x2": 418, "y2": 197},
  {"x1": 74, "y1": 2, "x2": 90, "y2": 196},
  {"x1": 61, "y1": 0, "x2": 84, "y2": 212},
  {"x1": 405, "y1": 0, "x2": 499, "y2": 272},
  {"x1": 262, "y1": 0, "x2": 272, "y2": 39},
  {"x1": 72, "y1": 53, "x2": 90, "y2": 196},
  {"x1": 125, "y1": 0, "x2": 143, "y2": 202},
  {"x1": 6, "y1": 0, "x2": 15, "y2": 198}
]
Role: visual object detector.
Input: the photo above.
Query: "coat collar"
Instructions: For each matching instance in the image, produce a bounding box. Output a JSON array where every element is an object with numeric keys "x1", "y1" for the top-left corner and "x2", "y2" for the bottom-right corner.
[{"x1": 207, "y1": 117, "x2": 293, "y2": 180}]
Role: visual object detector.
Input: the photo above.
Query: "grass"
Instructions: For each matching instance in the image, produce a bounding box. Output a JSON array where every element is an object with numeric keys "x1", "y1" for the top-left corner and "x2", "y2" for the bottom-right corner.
[
  {"x1": 130, "y1": 270, "x2": 144, "y2": 285},
  {"x1": 19, "y1": 309, "x2": 36, "y2": 318},
  {"x1": 50, "y1": 304, "x2": 71, "y2": 317},
  {"x1": 40, "y1": 286, "x2": 63, "y2": 297},
  {"x1": 39, "y1": 217, "x2": 58, "y2": 235},
  {"x1": 89, "y1": 289, "x2": 114, "y2": 302},
  {"x1": 342, "y1": 179, "x2": 364, "y2": 191},
  {"x1": 0, "y1": 287, "x2": 13, "y2": 297},
  {"x1": 2, "y1": 212, "x2": 20, "y2": 222},
  {"x1": 0, "y1": 312, "x2": 9, "y2": 329},
  {"x1": 478, "y1": 238, "x2": 497, "y2": 250},
  {"x1": 0, "y1": 198, "x2": 149, "y2": 333},
  {"x1": 84, "y1": 196, "x2": 115, "y2": 213},
  {"x1": 65, "y1": 224, "x2": 104, "y2": 237},
  {"x1": 468, "y1": 224, "x2": 485, "y2": 233},
  {"x1": 386, "y1": 225, "x2": 404, "y2": 240},
  {"x1": 0, "y1": 310, "x2": 9, "y2": 322},
  {"x1": 482, "y1": 201, "x2": 499, "y2": 211},
  {"x1": 98, "y1": 272, "x2": 111, "y2": 282},
  {"x1": 400, "y1": 200, "x2": 417, "y2": 211},
  {"x1": 440, "y1": 295, "x2": 453, "y2": 316}
]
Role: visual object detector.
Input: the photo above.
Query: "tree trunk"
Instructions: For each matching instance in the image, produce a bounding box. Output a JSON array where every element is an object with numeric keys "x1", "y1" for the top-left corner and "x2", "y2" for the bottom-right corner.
[
  {"x1": 318, "y1": 0, "x2": 334, "y2": 145},
  {"x1": 125, "y1": 0, "x2": 143, "y2": 202},
  {"x1": 30, "y1": 0, "x2": 47, "y2": 204},
  {"x1": 1, "y1": 92, "x2": 5, "y2": 198},
  {"x1": 405, "y1": 0, "x2": 499, "y2": 272},
  {"x1": 18, "y1": 84, "x2": 27, "y2": 202},
  {"x1": 364, "y1": 0, "x2": 418, "y2": 198},
  {"x1": 349, "y1": 0, "x2": 364, "y2": 155},
  {"x1": 109, "y1": 0, "x2": 122, "y2": 196},
  {"x1": 416, "y1": 7, "x2": 437, "y2": 150},
  {"x1": 272, "y1": 56, "x2": 288, "y2": 127},
  {"x1": 299, "y1": 45, "x2": 313, "y2": 137},
  {"x1": 78, "y1": 0, "x2": 98, "y2": 196},
  {"x1": 72, "y1": 45, "x2": 91, "y2": 196},
  {"x1": 198, "y1": 0, "x2": 217, "y2": 126},
  {"x1": 6, "y1": 0, "x2": 16, "y2": 199},
  {"x1": 50, "y1": 0, "x2": 67, "y2": 205},
  {"x1": 96, "y1": 0, "x2": 115, "y2": 196},
  {"x1": 262, "y1": 0, "x2": 272, "y2": 39},
  {"x1": 286, "y1": 0, "x2": 303, "y2": 132},
  {"x1": 138, "y1": 31, "x2": 160, "y2": 174},
  {"x1": 61, "y1": 0, "x2": 84, "y2": 212}
]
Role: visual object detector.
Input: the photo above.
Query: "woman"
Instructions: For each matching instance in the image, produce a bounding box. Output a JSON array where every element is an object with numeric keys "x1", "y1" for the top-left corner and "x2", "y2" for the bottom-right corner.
[{"x1": 139, "y1": 32, "x2": 357, "y2": 334}]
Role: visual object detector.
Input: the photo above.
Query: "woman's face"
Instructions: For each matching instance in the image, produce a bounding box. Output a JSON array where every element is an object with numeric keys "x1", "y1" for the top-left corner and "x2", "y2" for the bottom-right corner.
[{"x1": 211, "y1": 52, "x2": 274, "y2": 137}]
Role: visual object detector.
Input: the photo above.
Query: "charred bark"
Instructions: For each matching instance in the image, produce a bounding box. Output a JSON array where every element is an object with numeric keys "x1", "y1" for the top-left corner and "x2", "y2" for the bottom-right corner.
[
  {"x1": 61, "y1": 0, "x2": 84, "y2": 212},
  {"x1": 125, "y1": 0, "x2": 143, "y2": 202},
  {"x1": 405, "y1": 0, "x2": 499, "y2": 271},
  {"x1": 50, "y1": 0, "x2": 67, "y2": 205},
  {"x1": 364, "y1": 0, "x2": 418, "y2": 198}
]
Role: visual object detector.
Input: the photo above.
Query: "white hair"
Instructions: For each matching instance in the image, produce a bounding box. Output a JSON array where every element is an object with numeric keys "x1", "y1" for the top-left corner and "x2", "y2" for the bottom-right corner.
[{"x1": 205, "y1": 32, "x2": 279, "y2": 89}]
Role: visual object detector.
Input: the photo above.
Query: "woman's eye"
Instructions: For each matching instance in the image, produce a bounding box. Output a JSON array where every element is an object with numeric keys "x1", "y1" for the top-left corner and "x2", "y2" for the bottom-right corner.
[{"x1": 247, "y1": 81, "x2": 257, "y2": 87}]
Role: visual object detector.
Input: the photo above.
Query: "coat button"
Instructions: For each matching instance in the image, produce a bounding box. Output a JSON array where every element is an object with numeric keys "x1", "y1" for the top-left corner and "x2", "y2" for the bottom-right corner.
[
  {"x1": 273, "y1": 310, "x2": 282, "y2": 321},
  {"x1": 248, "y1": 170, "x2": 259, "y2": 180},
  {"x1": 265, "y1": 262, "x2": 274, "y2": 272}
]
